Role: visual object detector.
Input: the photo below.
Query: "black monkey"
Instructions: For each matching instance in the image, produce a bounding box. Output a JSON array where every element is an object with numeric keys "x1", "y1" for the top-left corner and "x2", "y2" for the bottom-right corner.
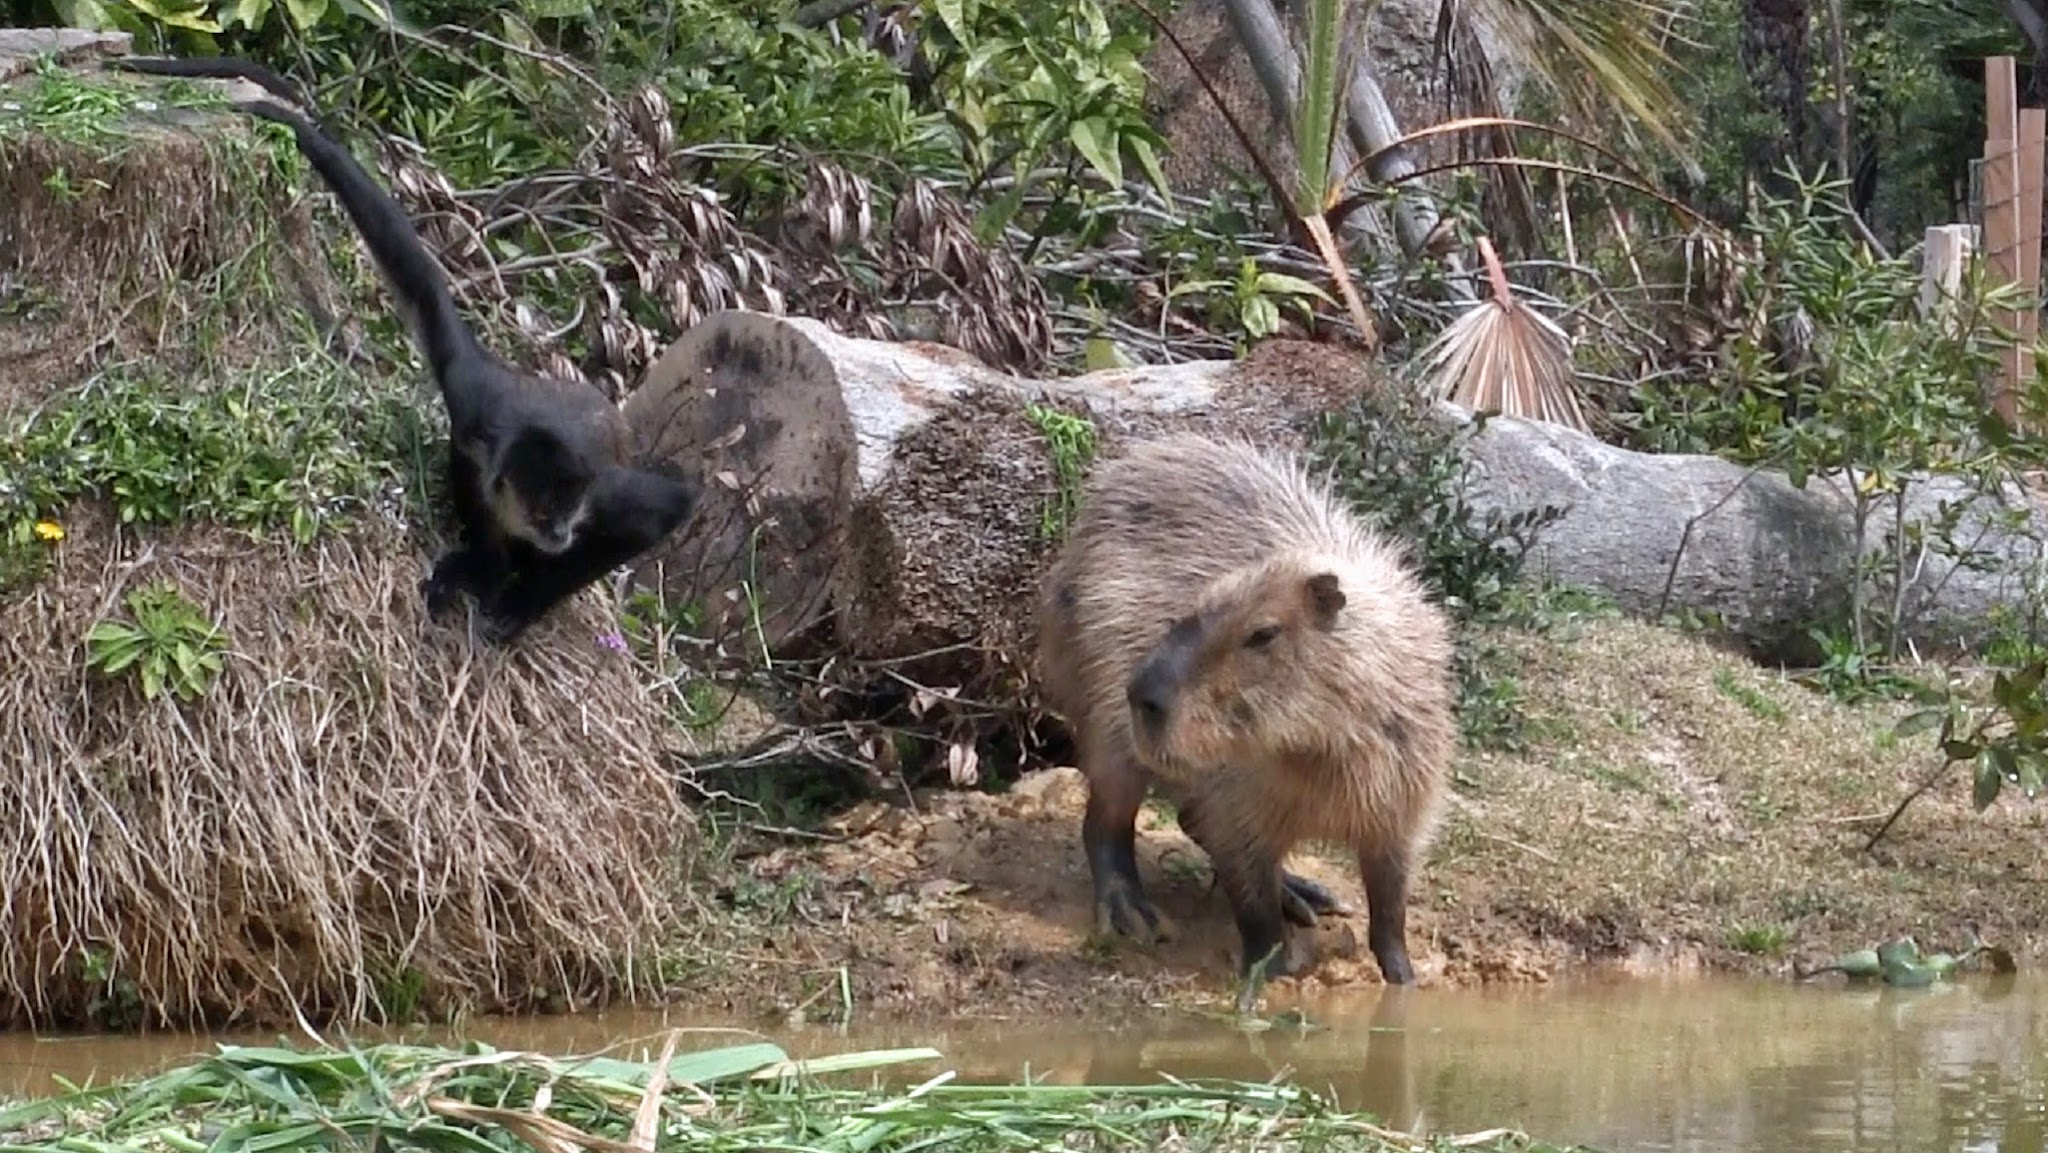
[{"x1": 116, "y1": 55, "x2": 701, "y2": 644}]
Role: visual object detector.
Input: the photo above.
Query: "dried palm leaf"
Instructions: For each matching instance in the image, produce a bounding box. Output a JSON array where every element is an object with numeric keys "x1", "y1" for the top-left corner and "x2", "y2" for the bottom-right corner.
[
  {"x1": 1416, "y1": 236, "x2": 1589, "y2": 432},
  {"x1": 627, "y1": 84, "x2": 674, "y2": 162}
]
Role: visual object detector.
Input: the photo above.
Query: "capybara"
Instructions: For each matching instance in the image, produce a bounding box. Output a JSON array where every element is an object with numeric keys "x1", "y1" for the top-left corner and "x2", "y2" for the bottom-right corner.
[{"x1": 1035, "y1": 432, "x2": 1455, "y2": 991}]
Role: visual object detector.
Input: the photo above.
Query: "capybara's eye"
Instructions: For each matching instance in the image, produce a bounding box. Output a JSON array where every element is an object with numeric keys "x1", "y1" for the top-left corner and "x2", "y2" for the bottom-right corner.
[{"x1": 1244, "y1": 624, "x2": 1283, "y2": 650}]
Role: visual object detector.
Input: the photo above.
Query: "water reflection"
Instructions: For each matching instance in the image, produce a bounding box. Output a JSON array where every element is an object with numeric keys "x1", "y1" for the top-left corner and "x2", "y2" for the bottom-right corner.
[{"x1": 2, "y1": 974, "x2": 2045, "y2": 1153}]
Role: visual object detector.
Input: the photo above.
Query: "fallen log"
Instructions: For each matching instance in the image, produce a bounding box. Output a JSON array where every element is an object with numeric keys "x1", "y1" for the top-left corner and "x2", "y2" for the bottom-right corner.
[
  {"x1": 622, "y1": 310, "x2": 1363, "y2": 681},
  {"x1": 623, "y1": 310, "x2": 2048, "y2": 687}
]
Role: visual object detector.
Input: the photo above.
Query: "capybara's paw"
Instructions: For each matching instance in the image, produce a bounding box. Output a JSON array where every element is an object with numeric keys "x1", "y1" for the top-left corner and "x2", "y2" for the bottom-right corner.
[
  {"x1": 1095, "y1": 882, "x2": 1176, "y2": 945},
  {"x1": 1280, "y1": 872, "x2": 1348, "y2": 926}
]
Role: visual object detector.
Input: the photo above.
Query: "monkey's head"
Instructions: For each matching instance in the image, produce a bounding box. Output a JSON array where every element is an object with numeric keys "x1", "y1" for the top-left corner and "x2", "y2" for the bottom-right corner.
[
  {"x1": 494, "y1": 426, "x2": 597, "y2": 554},
  {"x1": 1123, "y1": 553, "x2": 1355, "y2": 771}
]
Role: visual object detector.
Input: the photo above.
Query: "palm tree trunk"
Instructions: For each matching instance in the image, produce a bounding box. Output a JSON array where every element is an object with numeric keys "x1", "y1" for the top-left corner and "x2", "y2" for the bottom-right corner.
[
  {"x1": 1218, "y1": 0, "x2": 1473, "y2": 300},
  {"x1": 1740, "y1": 0, "x2": 1812, "y2": 198},
  {"x1": 1217, "y1": 0, "x2": 1379, "y2": 243}
]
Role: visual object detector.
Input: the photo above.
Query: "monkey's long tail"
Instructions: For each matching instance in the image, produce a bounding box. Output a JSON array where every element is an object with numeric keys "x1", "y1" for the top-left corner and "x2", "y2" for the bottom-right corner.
[
  {"x1": 115, "y1": 56, "x2": 484, "y2": 422},
  {"x1": 116, "y1": 56, "x2": 315, "y2": 115}
]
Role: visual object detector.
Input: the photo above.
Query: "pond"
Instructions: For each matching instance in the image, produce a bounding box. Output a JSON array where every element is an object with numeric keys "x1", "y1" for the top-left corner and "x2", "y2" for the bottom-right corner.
[{"x1": 3, "y1": 973, "x2": 2043, "y2": 1153}]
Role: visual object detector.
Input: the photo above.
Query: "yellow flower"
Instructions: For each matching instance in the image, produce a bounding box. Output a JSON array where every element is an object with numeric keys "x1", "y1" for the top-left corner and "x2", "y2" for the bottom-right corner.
[{"x1": 32, "y1": 520, "x2": 63, "y2": 542}]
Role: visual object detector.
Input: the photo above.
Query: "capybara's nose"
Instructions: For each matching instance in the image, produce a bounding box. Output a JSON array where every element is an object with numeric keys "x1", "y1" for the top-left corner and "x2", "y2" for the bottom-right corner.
[{"x1": 1126, "y1": 669, "x2": 1171, "y2": 732}]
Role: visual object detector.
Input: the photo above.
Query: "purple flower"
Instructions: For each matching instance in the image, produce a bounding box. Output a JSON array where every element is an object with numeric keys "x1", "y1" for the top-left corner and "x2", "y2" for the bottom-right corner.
[{"x1": 596, "y1": 631, "x2": 628, "y2": 653}]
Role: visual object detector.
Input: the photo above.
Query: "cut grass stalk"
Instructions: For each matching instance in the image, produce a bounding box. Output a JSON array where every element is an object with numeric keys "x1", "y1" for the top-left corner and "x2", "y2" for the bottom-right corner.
[{"x1": 0, "y1": 1037, "x2": 1588, "y2": 1152}]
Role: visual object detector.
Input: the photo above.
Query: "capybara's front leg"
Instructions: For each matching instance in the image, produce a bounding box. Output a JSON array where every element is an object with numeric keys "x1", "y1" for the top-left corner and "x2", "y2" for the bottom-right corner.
[
  {"x1": 1080, "y1": 739, "x2": 1174, "y2": 945},
  {"x1": 1208, "y1": 847, "x2": 1305, "y2": 982},
  {"x1": 1176, "y1": 791, "x2": 1345, "y2": 928},
  {"x1": 1360, "y1": 843, "x2": 1416, "y2": 984}
]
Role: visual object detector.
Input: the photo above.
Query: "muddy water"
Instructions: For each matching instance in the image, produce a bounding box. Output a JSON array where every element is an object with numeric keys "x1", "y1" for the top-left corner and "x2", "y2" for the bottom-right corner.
[{"x1": 4, "y1": 973, "x2": 2046, "y2": 1153}]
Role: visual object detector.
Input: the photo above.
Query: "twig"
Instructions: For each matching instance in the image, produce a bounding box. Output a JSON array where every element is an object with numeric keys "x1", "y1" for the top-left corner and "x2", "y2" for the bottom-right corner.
[
  {"x1": 1657, "y1": 462, "x2": 1774, "y2": 619},
  {"x1": 1472, "y1": 830, "x2": 1561, "y2": 865},
  {"x1": 1864, "y1": 756, "x2": 1961, "y2": 853}
]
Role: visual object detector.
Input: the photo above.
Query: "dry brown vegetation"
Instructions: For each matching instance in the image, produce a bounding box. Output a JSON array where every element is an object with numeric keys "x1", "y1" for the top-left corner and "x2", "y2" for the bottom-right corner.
[
  {"x1": 0, "y1": 88, "x2": 347, "y2": 395},
  {"x1": 0, "y1": 509, "x2": 695, "y2": 1031}
]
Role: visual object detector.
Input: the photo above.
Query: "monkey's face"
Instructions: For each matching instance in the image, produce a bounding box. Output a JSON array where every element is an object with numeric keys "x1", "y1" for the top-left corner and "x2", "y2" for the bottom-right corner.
[
  {"x1": 517, "y1": 481, "x2": 591, "y2": 554},
  {"x1": 493, "y1": 427, "x2": 596, "y2": 553},
  {"x1": 492, "y1": 472, "x2": 592, "y2": 554}
]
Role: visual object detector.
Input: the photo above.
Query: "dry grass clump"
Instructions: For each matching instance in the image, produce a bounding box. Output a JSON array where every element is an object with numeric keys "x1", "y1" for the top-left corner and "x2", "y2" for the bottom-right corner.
[
  {"x1": 1, "y1": 127, "x2": 266, "y2": 308},
  {"x1": 0, "y1": 73, "x2": 337, "y2": 403},
  {"x1": 1438, "y1": 614, "x2": 2048, "y2": 970},
  {"x1": 0, "y1": 507, "x2": 693, "y2": 1031}
]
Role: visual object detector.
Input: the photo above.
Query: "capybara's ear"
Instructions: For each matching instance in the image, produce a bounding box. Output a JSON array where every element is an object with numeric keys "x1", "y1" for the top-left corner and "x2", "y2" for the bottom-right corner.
[{"x1": 1304, "y1": 571, "x2": 1346, "y2": 626}]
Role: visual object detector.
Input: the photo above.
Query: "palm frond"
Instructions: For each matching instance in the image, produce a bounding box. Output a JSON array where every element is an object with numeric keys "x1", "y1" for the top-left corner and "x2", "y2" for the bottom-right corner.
[
  {"x1": 1457, "y1": 0, "x2": 1705, "y2": 176},
  {"x1": 1416, "y1": 237, "x2": 1590, "y2": 432}
]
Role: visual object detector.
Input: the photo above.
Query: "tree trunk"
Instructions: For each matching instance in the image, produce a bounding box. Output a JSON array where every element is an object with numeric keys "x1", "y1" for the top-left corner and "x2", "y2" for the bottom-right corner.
[
  {"x1": 2002, "y1": 0, "x2": 2048, "y2": 105},
  {"x1": 1740, "y1": 0, "x2": 1812, "y2": 199},
  {"x1": 1218, "y1": 0, "x2": 1474, "y2": 299}
]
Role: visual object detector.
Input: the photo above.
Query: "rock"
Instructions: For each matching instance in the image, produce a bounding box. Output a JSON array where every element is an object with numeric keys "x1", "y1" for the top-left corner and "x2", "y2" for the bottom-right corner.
[
  {"x1": 1453, "y1": 406, "x2": 2048, "y2": 660},
  {"x1": 1009, "y1": 766, "x2": 1089, "y2": 815},
  {"x1": 0, "y1": 28, "x2": 134, "y2": 82}
]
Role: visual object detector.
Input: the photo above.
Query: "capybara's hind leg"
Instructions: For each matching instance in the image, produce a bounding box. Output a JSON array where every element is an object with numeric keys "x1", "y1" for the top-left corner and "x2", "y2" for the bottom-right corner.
[
  {"x1": 1177, "y1": 792, "x2": 1346, "y2": 927},
  {"x1": 1360, "y1": 844, "x2": 1416, "y2": 984},
  {"x1": 1080, "y1": 736, "x2": 1174, "y2": 945}
]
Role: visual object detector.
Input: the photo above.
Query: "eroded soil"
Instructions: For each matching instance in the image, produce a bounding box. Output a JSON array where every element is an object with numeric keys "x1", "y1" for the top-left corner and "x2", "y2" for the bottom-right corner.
[{"x1": 678, "y1": 612, "x2": 2048, "y2": 1024}]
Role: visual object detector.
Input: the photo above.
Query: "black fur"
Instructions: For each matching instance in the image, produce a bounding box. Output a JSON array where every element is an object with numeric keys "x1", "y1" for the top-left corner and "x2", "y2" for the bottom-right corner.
[{"x1": 116, "y1": 55, "x2": 699, "y2": 643}]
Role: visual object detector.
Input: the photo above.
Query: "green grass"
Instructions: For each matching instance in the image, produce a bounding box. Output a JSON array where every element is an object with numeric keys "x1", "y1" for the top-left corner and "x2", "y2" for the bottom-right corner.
[
  {"x1": 0, "y1": 351, "x2": 433, "y2": 588},
  {"x1": 0, "y1": 59, "x2": 228, "y2": 143},
  {"x1": 1024, "y1": 401, "x2": 1097, "y2": 542},
  {"x1": 1712, "y1": 668, "x2": 1787, "y2": 721},
  {"x1": 1727, "y1": 924, "x2": 1790, "y2": 956},
  {"x1": 0, "y1": 1038, "x2": 1585, "y2": 1152}
]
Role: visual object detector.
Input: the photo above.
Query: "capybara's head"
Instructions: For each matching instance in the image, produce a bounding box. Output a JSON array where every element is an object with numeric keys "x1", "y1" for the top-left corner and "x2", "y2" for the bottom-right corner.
[{"x1": 1123, "y1": 551, "x2": 1352, "y2": 769}]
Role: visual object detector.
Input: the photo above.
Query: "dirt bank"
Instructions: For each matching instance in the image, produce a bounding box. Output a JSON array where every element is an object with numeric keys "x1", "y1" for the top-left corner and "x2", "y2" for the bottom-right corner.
[{"x1": 674, "y1": 610, "x2": 2048, "y2": 1022}]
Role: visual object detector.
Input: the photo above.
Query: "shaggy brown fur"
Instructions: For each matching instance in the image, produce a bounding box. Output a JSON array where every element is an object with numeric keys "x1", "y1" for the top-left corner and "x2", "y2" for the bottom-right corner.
[{"x1": 1036, "y1": 433, "x2": 1456, "y2": 992}]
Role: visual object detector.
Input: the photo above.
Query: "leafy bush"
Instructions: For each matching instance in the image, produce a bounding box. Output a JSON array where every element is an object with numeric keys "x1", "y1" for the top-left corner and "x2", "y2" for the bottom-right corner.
[
  {"x1": 0, "y1": 356, "x2": 424, "y2": 588},
  {"x1": 1624, "y1": 169, "x2": 2043, "y2": 677},
  {"x1": 1622, "y1": 169, "x2": 2048, "y2": 838},
  {"x1": 1314, "y1": 386, "x2": 1560, "y2": 628}
]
